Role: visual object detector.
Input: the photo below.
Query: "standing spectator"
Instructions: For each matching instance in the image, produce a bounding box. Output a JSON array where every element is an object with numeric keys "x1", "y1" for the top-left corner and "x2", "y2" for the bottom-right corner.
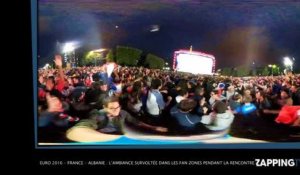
[{"x1": 146, "y1": 79, "x2": 172, "y2": 117}]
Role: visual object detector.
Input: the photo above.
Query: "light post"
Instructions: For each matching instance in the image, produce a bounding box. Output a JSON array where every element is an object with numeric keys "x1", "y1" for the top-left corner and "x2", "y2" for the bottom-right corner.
[
  {"x1": 283, "y1": 56, "x2": 293, "y2": 72},
  {"x1": 63, "y1": 42, "x2": 75, "y2": 68}
]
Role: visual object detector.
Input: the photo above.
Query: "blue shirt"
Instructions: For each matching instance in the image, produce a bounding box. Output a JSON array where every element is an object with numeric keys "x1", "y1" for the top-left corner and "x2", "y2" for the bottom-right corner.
[
  {"x1": 235, "y1": 103, "x2": 257, "y2": 117},
  {"x1": 170, "y1": 106, "x2": 202, "y2": 131}
]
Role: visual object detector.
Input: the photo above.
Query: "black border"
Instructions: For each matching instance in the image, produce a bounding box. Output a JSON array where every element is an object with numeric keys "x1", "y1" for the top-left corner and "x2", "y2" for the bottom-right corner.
[{"x1": 20, "y1": 0, "x2": 300, "y2": 171}]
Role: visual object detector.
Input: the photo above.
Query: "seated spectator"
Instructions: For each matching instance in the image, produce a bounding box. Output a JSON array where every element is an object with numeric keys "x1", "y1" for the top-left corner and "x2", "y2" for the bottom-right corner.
[
  {"x1": 94, "y1": 80, "x2": 110, "y2": 108},
  {"x1": 275, "y1": 106, "x2": 300, "y2": 126},
  {"x1": 175, "y1": 88, "x2": 189, "y2": 103},
  {"x1": 193, "y1": 86, "x2": 205, "y2": 102},
  {"x1": 209, "y1": 89, "x2": 226, "y2": 106},
  {"x1": 223, "y1": 85, "x2": 238, "y2": 102},
  {"x1": 39, "y1": 93, "x2": 78, "y2": 142},
  {"x1": 228, "y1": 94, "x2": 242, "y2": 111},
  {"x1": 196, "y1": 96, "x2": 211, "y2": 116},
  {"x1": 127, "y1": 81, "x2": 143, "y2": 115},
  {"x1": 235, "y1": 95, "x2": 257, "y2": 115},
  {"x1": 292, "y1": 109, "x2": 300, "y2": 127},
  {"x1": 66, "y1": 96, "x2": 167, "y2": 142},
  {"x1": 254, "y1": 90, "x2": 272, "y2": 117},
  {"x1": 277, "y1": 88, "x2": 293, "y2": 107},
  {"x1": 201, "y1": 101, "x2": 235, "y2": 131},
  {"x1": 235, "y1": 94, "x2": 258, "y2": 133},
  {"x1": 170, "y1": 99, "x2": 210, "y2": 134}
]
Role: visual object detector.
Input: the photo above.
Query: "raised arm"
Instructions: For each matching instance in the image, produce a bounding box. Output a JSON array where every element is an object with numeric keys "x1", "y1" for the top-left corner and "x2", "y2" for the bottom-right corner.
[
  {"x1": 54, "y1": 55, "x2": 65, "y2": 92},
  {"x1": 54, "y1": 55, "x2": 64, "y2": 80}
]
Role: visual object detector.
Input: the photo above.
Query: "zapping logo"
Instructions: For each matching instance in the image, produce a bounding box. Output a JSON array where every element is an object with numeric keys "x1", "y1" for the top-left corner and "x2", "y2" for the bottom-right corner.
[{"x1": 255, "y1": 159, "x2": 300, "y2": 167}]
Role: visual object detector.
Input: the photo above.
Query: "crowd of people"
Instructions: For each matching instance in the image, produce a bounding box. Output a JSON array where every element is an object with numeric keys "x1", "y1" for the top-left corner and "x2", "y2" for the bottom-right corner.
[{"x1": 37, "y1": 55, "x2": 300, "y2": 142}]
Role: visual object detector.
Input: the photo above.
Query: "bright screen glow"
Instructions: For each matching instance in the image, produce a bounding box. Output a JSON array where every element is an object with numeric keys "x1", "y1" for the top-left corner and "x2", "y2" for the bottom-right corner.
[{"x1": 176, "y1": 53, "x2": 214, "y2": 74}]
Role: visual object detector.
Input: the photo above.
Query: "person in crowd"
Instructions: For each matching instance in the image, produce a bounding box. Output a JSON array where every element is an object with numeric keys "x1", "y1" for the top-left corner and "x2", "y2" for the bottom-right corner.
[
  {"x1": 290, "y1": 84, "x2": 300, "y2": 105},
  {"x1": 200, "y1": 101, "x2": 235, "y2": 131},
  {"x1": 170, "y1": 98, "x2": 210, "y2": 134},
  {"x1": 253, "y1": 90, "x2": 272, "y2": 117},
  {"x1": 196, "y1": 96, "x2": 211, "y2": 117},
  {"x1": 127, "y1": 81, "x2": 143, "y2": 115},
  {"x1": 146, "y1": 78, "x2": 172, "y2": 117},
  {"x1": 277, "y1": 88, "x2": 293, "y2": 107},
  {"x1": 66, "y1": 96, "x2": 167, "y2": 142},
  {"x1": 175, "y1": 88, "x2": 189, "y2": 104},
  {"x1": 39, "y1": 92, "x2": 78, "y2": 142},
  {"x1": 193, "y1": 86, "x2": 205, "y2": 102},
  {"x1": 228, "y1": 94, "x2": 243, "y2": 111},
  {"x1": 234, "y1": 94, "x2": 258, "y2": 134},
  {"x1": 209, "y1": 89, "x2": 225, "y2": 106},
  {"x1": 223, "y1": 85, "x2": 238, "y2": 102},
  {"x1": 38, "y1": 61, "x2": 300, "y2": 142},
  {"x1": 44, "y1": 55, "x2": 65, "y2": 93},
  {"x1": 71, "y1": 74, "x2": 85, "y2": 87}
]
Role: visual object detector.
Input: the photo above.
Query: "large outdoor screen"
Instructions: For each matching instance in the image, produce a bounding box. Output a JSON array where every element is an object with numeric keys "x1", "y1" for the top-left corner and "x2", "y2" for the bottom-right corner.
[{"x1": 173, "y1": 50, "x2": 215, "y2": 75}]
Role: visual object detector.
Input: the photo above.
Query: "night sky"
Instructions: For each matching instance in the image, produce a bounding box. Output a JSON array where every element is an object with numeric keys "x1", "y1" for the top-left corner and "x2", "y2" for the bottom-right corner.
[{"x1": 38, "y1": 0, "x2": 300, "y2": 70}]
